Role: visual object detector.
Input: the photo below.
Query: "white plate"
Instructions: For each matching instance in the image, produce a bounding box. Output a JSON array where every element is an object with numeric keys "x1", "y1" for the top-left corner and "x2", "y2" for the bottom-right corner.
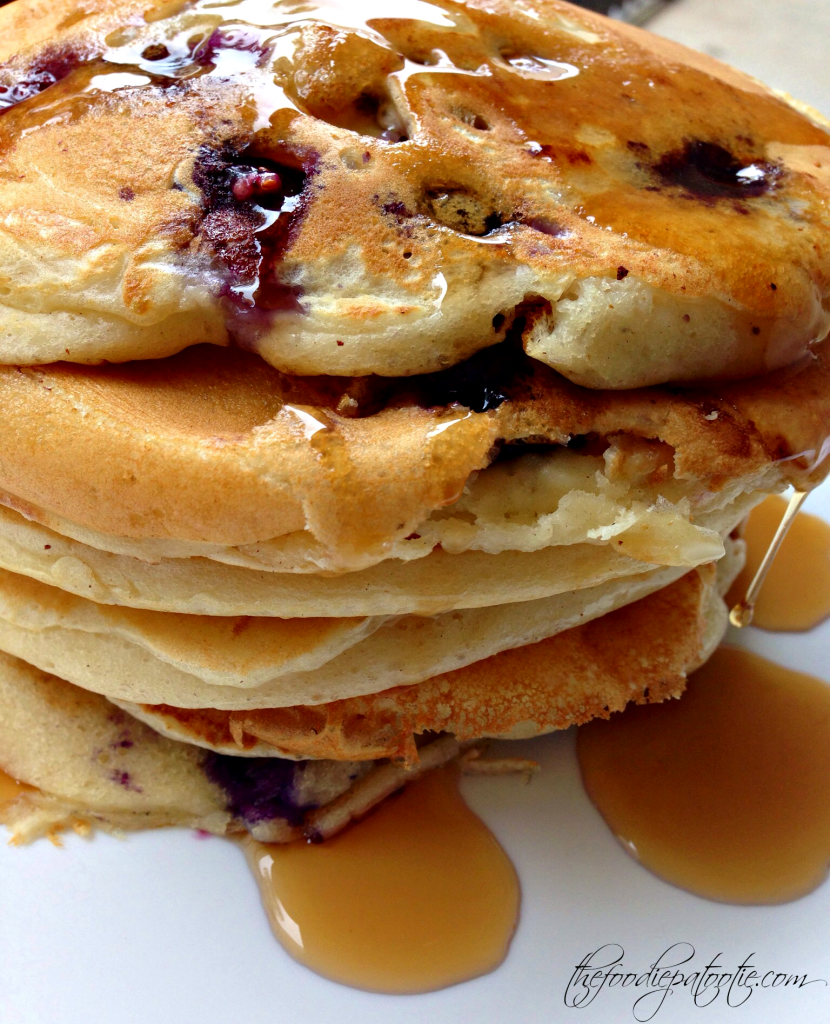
[{"x1": 1, "y1": 484, "x2": 828, "y2": 1024}]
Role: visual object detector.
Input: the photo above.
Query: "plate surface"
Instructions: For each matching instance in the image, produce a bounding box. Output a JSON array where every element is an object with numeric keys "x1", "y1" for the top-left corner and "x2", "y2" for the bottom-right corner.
[{"x1": 1, "y1": 484, "x2": 828, "y2": 1024}]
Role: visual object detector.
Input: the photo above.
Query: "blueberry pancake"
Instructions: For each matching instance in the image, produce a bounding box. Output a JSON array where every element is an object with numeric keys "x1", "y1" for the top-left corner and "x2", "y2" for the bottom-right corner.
[
  {"x1": 0, "y1": 0, "x2": 827, "y2": 845},
  {"x1": 0, "y1": 0, "x2": 827, "y2": 386},
  {"x1": 0, "y1": 556, "x2": 732, "y2": 843}
]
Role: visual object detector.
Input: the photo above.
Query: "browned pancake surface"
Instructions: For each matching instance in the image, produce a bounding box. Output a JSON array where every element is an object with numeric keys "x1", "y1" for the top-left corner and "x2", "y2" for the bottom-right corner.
[
  {"x1": 0, "y1": 342, "x2": 826, "y2": 560},
  {"x1": 141, "y1": 564, "x2": 719, "y2": 761},
  {"x1": 0, "y1": 0, "x2": 827, "y2": 384}
]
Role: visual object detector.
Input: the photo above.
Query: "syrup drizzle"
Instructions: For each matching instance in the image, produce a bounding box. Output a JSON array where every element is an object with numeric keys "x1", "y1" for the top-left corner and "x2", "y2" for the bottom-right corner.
[
  {"x1": 3, "y1": 0, "x2": 821, "y2": 371},
  {"x1": 244, "y1": 765, "x2": 519, "y2": 993},
  {"x1": 98, "y1": 0, "x2": 496, "y2": 314},
  {"x1": 577, "y1": 647, "x2": 830, "y2": 905},
  {"x1": 729, "y1": 490, "x2": 808, "y2": 628},
  {"x1": 0, "y1": 0, "x2": 479, "y2": 165},
  {"x1": 727, "y1": 493, "x2": 830, "y2": 632}
]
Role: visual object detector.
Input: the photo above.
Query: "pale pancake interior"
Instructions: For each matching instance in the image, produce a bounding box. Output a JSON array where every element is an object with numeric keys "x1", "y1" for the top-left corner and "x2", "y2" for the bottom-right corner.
[
  {"x1": 0, "y1": 560, "x2": 688, "y2": 709},
  {"x1": 0, "y1": 489, "x2": 762, "y2": 618}
]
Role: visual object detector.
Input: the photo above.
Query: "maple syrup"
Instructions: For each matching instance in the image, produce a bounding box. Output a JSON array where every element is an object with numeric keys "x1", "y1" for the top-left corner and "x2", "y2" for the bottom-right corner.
[
  {"x1": 577, "y1": 647, "x2": 830, "y2": 905},
  {"x1": 728, "y1": 493, "x2": 830, "y2": 631},
  {"x1": 245, "y1": 766, "x2": 519, "y2": 993},
  {"x1": 0, "y1": 767, "x2": 31, "y2": 805}
]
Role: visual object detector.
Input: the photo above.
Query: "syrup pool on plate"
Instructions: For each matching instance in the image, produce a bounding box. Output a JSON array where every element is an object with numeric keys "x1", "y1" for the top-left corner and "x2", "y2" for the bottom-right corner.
[
  {"x1": 577, "y1": 646, "x2": 830, "y2": 905},
  {"x1": 245, "y1": 764, "x2": 520, "y2": 993}
]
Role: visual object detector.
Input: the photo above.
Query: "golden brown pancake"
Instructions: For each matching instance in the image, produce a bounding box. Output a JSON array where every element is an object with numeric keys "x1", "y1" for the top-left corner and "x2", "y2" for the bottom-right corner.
[
  {"x1": 97, "y1": 559, "x2": 730, "y2": 764},
  {"x1": 228, "y1": 563, "x2": 727, "y2": 762},
  {"x1": 0, "y1": 557, "x2": 695, "y2": 708},
  {"x1": 0, "y1": 558, "x2": 727, "y2": 842},
  {"x1": 0, "y1": 0, "x2": 826, "y2": 852},
  {"x1": 0, "y1": 343, "x2": 825, "y2": 573},
  {"x1": 0, "y1": 0, "x2": 827, "y2": 385}
]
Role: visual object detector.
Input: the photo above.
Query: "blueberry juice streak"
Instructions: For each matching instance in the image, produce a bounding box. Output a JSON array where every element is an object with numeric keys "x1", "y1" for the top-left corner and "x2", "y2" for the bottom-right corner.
[
  {"x1": 105, "y1": 12, "x2": 310, "y2": 318},
  {"x1": 192, "y1": 137, "x2": 310, "y2": 323},
  {"x1": 0, "y1": 48, "x2": 85, "y2": 111},
  {"x1": 0, "y1": 0, "x2": 443, "y2": 331}
]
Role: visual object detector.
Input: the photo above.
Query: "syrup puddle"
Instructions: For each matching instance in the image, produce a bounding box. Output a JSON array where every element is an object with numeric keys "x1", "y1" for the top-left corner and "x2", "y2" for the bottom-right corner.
[
  {"x1": 244, "y1": 765, "x2": 519, "y2": 993},
  {"x1": 577, "y1": 646, "x2": 830, "y2": 905},
  {"x1": 727, "y1": 493, "x2": 830, "y2": 631}
]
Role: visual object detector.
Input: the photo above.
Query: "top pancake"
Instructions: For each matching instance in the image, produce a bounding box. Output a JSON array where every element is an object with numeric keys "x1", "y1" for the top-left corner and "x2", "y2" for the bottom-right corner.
[{"x1": 0, "y1": 0, "x2": 828, "y2": 387}]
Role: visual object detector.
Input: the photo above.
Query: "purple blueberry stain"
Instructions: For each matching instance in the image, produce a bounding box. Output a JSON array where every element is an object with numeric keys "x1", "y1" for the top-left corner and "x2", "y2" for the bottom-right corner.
[
  {"x1": 192, "y1": 144, "x2": 272, "y2": 289},
  {"x1": 110, "y1": 770, "x2": 143, "y2": 793},
  {"x1": 0, "y1": 46, "x2": 84, "y2": 112},
  {"x1": 382, "y1": 198, "x2": 414, "y2": 220},
  {"x1": 205, "y1": 753, "x2": 315, "y2": 828},
  {"x1": 193, "y1": 27, "x2": 270, "y2": 71},
  {"x1": 653, "y1": 140, "x2": 782, "y2": 201},
  {"x1": 192, "y1": 142, "x2": 314, "y2": 325}
]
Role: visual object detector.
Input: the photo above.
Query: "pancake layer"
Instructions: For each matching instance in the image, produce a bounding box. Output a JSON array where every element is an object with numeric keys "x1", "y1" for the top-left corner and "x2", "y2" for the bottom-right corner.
[
  {"x1": 122, "y1": 558, "x2": 734, "y2": 762},
  {"x1": 0, "y1": 560, "x2": 691, "y2": 709},
  {"x1": 0, "y1": 492, "x2": 757, "y2": 616},
  {"x1": 0, "y1": 343, "x2": 826, "y2": 569},
  {"x1": 0, "y1": 555, "x2": 730, "y2": 842},
  {"x1": 0, "y1": 1, "x2": 829, "y2": 385}
]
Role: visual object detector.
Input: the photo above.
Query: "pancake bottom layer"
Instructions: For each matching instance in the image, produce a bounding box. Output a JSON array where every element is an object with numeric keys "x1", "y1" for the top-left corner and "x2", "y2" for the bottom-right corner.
[
  {"x1": 0, "y1": 553, "x2": 735, "y2": 843},
  {"x1": 122, "y1": 559, "x2": 733, "y2": 762}
]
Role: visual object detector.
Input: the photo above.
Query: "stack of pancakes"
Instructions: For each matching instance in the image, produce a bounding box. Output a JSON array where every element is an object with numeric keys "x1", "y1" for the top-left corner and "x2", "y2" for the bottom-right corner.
[{"x1": 0, "y1": 0, "x2": 828, "y2": 843}]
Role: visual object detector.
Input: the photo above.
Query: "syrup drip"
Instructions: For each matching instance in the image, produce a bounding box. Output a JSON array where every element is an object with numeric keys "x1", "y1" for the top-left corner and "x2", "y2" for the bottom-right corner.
[
  {"x1": 102, "y1": 0, "x2": 475, "y2": 104},
  {"x1": 729, "y1": 490, "x2": 808, "y2": 628},
  {"x1": 0, "y1": 768, "x2": 32, "y2": 805},
  {"x1": 245, "y1": 765, "x2": 519, "y2": 993},
  {"x1": 577, "y1": 647, "x2": 830, "y2": 905},
  {"x1": 727, "y1": 493, "x2": 830, "y2": 631}
]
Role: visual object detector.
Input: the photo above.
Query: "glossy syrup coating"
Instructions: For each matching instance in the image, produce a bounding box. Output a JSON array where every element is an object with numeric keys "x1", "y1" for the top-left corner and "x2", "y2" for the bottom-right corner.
[{"x1": 0, "y1": 0, "x2": 827, "y2": 386}]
